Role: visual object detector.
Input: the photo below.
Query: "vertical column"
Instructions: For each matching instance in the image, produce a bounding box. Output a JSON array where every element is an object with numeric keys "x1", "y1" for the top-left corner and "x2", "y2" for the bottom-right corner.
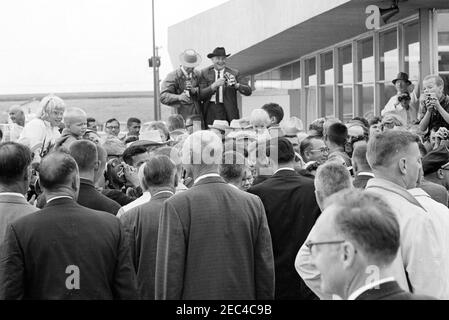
[
  {"x1": 333, "y1": 47, "x2": 340, "y2": 120},
  {"x1": 300, "y1": 59, "x2": 307, "y2": 126},
  {"x1": 419, "y1": 8, "x2": 434, "y2": 80},
  {"x1": 352, "y1": 40, "x2": 359, "y2": 117},
  {"x1": 316, "y1": 54, "x2": 322, "y2": 118},
  {"x1": 373, "y1": 32, "x2": 380, "y2": 116}
]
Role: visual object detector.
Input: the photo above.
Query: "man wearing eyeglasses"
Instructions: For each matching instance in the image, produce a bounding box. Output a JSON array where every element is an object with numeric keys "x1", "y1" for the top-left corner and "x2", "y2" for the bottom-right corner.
[
  {"x1": 104, "y1": 118, "x2": 121, "y2": 137},
  {"x1": 303, "y1": 189, "x2": 435, "y2": 300}
]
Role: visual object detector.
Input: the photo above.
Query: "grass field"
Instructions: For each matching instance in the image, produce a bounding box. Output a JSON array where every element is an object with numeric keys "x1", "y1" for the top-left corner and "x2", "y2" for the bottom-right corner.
[{"x1": 0, "y1": 93, "x2": 174, "y2": 125}]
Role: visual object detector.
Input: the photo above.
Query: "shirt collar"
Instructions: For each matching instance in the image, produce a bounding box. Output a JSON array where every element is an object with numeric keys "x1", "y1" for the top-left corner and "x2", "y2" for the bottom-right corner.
[
  {"x1": 358, "y1": 172, "x2": 375, "y2": 177},
  {"x1": 194, "y1": 173, "x2": 221, "y2": 184},
  {"x1": 152, "y1": 190, "x2": 174, "y2": 198},
  {"x1": 274, "y1": 167, "x2": 295, "y2": 175},
  {"x1": 47, "y1": 196, "x2": 73, "y2": 204},
  {"x1": 0, "y1": 192, "x2": 25, "y2": 199},
  {"x1": 180, "y1": 66, "x2": 190, "y2": 77},
  {"x1": 366, "y1": 178, "x2": 427, "y2": 212},
  {"x1": 347, "y1": 277, "x2": 395, "y2": 300},
  {"x1": 228, "y1": 183, "x2": 240, "y2": 189}
]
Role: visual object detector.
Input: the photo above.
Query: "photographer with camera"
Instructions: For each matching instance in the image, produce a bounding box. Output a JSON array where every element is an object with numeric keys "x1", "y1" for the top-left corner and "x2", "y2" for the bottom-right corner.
[
  {"x1": 419, "y1": 75, "x2": 449, "y2": 137},
  {"x1": 160, "y1": 49, "x2": 203, "y2": 125},
  {"x1": 381, "y1": 72, "x2": 420, "y2": 124},
  {"x1": 200, "y1": 47, "x2": 252, "y2": 125}
]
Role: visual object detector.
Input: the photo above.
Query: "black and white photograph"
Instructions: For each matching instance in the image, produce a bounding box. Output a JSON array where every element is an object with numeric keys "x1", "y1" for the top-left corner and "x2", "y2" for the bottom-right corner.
[{"x1": 0, "y1": 0, "x2": 449, "y2": 315}]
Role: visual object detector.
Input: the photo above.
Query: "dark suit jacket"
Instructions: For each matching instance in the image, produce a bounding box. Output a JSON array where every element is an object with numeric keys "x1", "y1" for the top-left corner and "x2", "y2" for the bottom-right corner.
[
  {"x1": 199, "y1": 66, "x2": 252, "y2": 123},
  {"x1": 353, "y1": 173, "x2": 374, "y2": 189},
  {"x1": 356, "y1": 281, "x2": 437, "y2": 300},
  {"x1": 155, "y1": 176, "x2": 274, "y2": 300},
  {"x1": 0, "y1": 198, "x2": 138, "y2": 300},
  {"x1": 248, "y1": 169, "x2": 321, "y2": 300},
  {"x1": 120, "y1": 191, "x2": 173, "y2": 300},
  {"x1": 78, "y1": 179, "x2": 121, "y2": 215}
]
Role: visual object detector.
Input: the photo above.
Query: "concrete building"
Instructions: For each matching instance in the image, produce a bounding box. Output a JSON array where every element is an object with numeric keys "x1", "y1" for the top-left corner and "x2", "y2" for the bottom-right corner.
[{"x1": 167, "y1": 0, "x2": 449, "y2": 126}]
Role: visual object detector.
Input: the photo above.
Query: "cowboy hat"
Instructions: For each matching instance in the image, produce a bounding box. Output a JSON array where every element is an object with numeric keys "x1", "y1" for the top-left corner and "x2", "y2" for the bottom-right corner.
[
  {"x1": 130, "y1": 130, "x2": 169, "y2": 148},
  {"x1": 208, "y1": 120, "x2": 230, "y2": 131},
  {"x1": 392, "y1": 72, "x2": 412, "y2": 86},
  {"x1": 179, "y1": 49, "x2": 202, "y2": 68},
  {"x1": 207, "y1": 47, "x2": 231, "y2": 59}
]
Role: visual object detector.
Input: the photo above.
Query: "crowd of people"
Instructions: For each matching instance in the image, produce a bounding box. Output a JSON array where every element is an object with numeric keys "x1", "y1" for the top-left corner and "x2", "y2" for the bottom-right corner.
[{"x1": 1, "y1": 44, "x2": 449, "y2": 300}]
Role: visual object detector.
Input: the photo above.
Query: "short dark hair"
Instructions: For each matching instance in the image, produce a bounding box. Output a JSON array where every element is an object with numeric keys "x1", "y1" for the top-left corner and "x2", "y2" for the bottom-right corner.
[
  {"x1": 69, "y1": 140, "x2": 98, "y2": 172},
  {"x1": 219, "y1": 151, "x2": 245, "y2": 182},
  {"x1": 105, "y1": 118, "x2": 119, "y2": 126},
  {"x1": 367, "y1": 131, "x2": 420, "y2": 169},
  {"x1": 168, "y1": 114, "x2": 185, "y2": 131},
  {"x1": 326, "y1": 123, "x2": 348, "y2": 147},
  {"x1": 39, "y1": 152, "x2": 78, "y2": 192},
  {"x1": 127, "y1": 117, "x2": 141, "y2": 127},
  {"x1": 326, "y1": 189, "x2": 400, "y2": 265},
  {"x1": 369, "y1": 116, "x2": 382, "y2": 127},
  {"x1": 141, "y1": 155, "x2": 175, "y2": 187},
  {"x1": 308, "y1": 118, "x2": 325, "y2": 137},
  {"x1": 268, "y1": 137, "x2": 295, "y2": 164},
  {"x1": 0, "y1": 142, "x2": 32, "y2": 185},
  {"x1": 0, "y1": 128, "x2": 3, "y2": 141},
  {"x1": 122, "y1": 145, "x2": 148, "y2": 166},
  {"x1": 87, "y1": 117, "x2": 96, "y2": 123},
  {"x1": 262, "y1": 103, "x2": 284, "y2": 124}
]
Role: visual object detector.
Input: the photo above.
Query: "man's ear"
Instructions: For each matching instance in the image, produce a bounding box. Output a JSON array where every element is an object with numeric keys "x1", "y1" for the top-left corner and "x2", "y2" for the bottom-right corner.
[
  {"x1": 93, "y1": 160, "x2": 100, "y2": 172},
  {"x1": 437, "y1": 168, "x2": 445, "y2": 180},
  {"x1": 398, "y1": 158, "x2": 407, "y2": 175},
  {"x1": 342, "y1": 242, "x2": 357, "y2": 269}
]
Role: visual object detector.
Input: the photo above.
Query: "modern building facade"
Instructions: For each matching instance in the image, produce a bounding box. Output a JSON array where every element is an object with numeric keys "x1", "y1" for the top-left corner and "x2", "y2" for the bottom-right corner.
[{"x1": 168, "y1": 0, "x2": 449, "y2": 126}]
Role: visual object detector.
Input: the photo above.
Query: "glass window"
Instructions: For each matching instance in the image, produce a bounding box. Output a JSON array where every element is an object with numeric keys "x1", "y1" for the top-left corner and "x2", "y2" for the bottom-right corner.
[
  {"x1": 357, "y1": 37, "x2": 374, "y2": 83},
  {"x1": 320, "y1": 52, "x2": 334, "y2": 117},
  {"x1": 357, "y1": 84, "x2": 374, "y2": 119},
  {"x1": 379, "y1": 28, "x2": 398, "y2": 82},
  {"x1": 305, "y1": 57, "x2": 317, "y2": 123},
  {"x1": 437, "y1": 11, "x2": 449, "y2": 94},
  {"x1": 404, "y1": 21, "x2": 420, "y2": 81},
  {"x1": 338, "y1": 44, "x2": 353, "y2": 120}
]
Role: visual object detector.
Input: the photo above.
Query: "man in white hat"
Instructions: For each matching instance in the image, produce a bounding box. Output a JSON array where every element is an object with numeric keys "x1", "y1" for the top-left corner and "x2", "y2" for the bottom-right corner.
[{"x1": 160, "y1": 49, "x2": 203, "y2": 126}]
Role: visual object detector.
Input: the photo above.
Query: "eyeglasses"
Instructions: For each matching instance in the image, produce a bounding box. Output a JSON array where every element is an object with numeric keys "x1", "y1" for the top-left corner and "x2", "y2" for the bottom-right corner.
[
  {"x1": 106, "y1": 126, "x2": 120, "y2": 130},
  {"x1": 186, "y1": 124, "x2": 193, "y2": 128},
  {"x1": 310, "y1": 147, "x2": 329, "y2": 153},
  {"x1": 305, "y1": 240, "x2": 346, "y2": 251}
]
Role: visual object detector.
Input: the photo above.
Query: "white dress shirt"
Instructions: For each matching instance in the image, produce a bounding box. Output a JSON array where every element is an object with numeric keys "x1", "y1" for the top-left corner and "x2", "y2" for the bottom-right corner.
[
  {"x1": 47, "y1": 196, "x2": 72, "y2": 204},
  {"x1": 210, "y1": 69, "x2": 224, "y2": 103},
  {"x1": 274, "y1": 167, "x2": 295, "y2": 175},
  {"x1": 194, "y1": 173, "x2": 221, "y2": 185},
  {"x1": 347, "y1": 277, "x2": 395, "y2": 300},
  {"x1": 116, "y1": 191, "x2": 151, "y2": 218},
  {"x1": 0, "y1": 192, "x2": 26, "y2": 199}
]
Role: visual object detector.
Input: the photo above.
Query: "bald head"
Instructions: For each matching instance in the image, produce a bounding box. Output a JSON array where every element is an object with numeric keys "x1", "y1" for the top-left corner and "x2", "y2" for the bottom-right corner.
[
  {"x1": 9, "y1": 105, "x2": 25, "y2": 127},
  {"x1": 39, "y1": 152, "x2": 79, "y2": 193}
]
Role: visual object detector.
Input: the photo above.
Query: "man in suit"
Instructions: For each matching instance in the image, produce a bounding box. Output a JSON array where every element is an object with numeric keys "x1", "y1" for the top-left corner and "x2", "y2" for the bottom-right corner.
[
  {"x1": 120, "y1": 155, "x2": 176, "y2": 299},
  {"x1": 200, "y1": 47, "x2": 252, "y2": 125},
  {"x1": 351, "y1": 141, "x2": 374, "y2": 189},
  {"x1": 69, "y1": 140, "x2": 121, "y2": 215},
  {"x1": 155, "y1": 130, "x2": 274, "y2": 300},
  {"x1": 0, "y1": 142, "x2": 37, "y2": 244},
  {"x1": 160, "y1": 49, "x2": 203, "y2": 124},
  {"x1": 0, "y1": 151, "x2": 138, "y2": 299},
  {"x1": 248, "y1": 137, "x2": 321, "y2": 300},
  {"x1": 308, "y1": 189, "x2": 435, "y2": 300}
]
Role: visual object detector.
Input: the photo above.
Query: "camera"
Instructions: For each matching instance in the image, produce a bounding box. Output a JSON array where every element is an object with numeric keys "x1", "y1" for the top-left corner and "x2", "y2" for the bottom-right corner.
[{"x1": 224, "y1": 72, "x2": 236, "y2": 87}]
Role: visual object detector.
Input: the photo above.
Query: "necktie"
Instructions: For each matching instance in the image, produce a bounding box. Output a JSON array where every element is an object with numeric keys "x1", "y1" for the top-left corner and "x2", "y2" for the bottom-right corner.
[{"x1": 216, "y1": 70, "x2": 221, "y2": 103}]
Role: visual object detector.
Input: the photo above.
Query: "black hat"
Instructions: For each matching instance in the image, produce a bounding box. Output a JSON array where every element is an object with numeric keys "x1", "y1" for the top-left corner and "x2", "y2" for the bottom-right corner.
[
  {"x1": 392, "y1": 72, "x2": 412, "y2": 86},
  {"x1": 422, "y1": 145, "x2": 449, "y2": 175},
  {"x1": 267, "y1": 137, "x2": 295, "y2": 164},
  {"x1": 207, "y1": 47, "x2": 231, "y2": 59}
]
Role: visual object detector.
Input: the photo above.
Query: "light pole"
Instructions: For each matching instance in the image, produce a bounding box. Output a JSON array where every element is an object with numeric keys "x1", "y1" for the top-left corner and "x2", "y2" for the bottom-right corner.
[{"x1": 151, "y1": 0, "x2": 161, "y2": 120}]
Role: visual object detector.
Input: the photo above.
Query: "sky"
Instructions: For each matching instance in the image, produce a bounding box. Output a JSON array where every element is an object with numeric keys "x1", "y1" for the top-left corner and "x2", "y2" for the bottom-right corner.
[{"x1": 0, "y1": 0, "x2": 228, "y2": 95}]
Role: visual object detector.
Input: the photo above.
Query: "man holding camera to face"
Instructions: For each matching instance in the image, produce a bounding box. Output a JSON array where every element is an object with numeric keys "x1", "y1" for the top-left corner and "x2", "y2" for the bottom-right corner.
[
  {"x1": 199, "y1": 47, "x2": 252, "y2": 125},
  {"x1": 419, "y1": 75, "x2": 449, "y2": 136}
]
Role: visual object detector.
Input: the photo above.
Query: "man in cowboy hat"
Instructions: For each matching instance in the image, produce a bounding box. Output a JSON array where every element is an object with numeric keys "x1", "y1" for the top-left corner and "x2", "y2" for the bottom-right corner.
[
  {"x1": 381, "y1": 71, "x2": 421, "y2": 124},
  {"x1": 160, "y1": 49, "x2": 204, "y2": 125},
  {"x1": 199, "y1": 47, "x2": 252, "y2": 126}
]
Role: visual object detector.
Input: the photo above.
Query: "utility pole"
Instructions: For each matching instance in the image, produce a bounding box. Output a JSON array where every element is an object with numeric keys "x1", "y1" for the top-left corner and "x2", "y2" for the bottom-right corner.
[{"x1": 151, "y1": 0, "x2": 161, "y2": 120}]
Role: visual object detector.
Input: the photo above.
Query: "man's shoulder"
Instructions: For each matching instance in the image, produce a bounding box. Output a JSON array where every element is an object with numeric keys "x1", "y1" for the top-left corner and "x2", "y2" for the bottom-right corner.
[{"x1": 200, "y1": 65, "x2": 214, "y2": 75}]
